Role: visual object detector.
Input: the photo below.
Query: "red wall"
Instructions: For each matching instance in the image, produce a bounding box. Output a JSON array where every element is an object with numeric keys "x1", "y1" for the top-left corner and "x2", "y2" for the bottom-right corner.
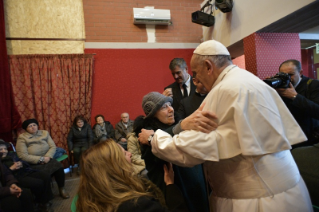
[{"x1": 85, "y1": 48, "x2": 194, "y2": 126}]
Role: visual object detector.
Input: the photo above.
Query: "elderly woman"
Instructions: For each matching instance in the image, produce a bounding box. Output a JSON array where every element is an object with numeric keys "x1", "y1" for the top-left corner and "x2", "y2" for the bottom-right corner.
[
  {"x1": 16, "y1": 119, "x2": 70, "y2": 199},
  {"x1": 92, "y1": 114, "x2": 115, "y2": 143},
  {"x1": 74, "y1": 140, "x2": 188, "y2": 212},
  {"x1": 134, "y1": 92, "x2": 209, "y2": 212},
  {"x1": 0, "y1": 139, "x2": 53, "y2": 212},
  {"x1": 67, "y1": 115, "x2": 93, "y2": 174}
]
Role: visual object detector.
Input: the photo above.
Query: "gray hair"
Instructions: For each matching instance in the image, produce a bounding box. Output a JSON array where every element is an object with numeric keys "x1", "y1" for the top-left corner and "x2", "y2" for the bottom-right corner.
[
  {"x1": 169, "y1": 58, "x2": 188, "y2": 71},
  {"x1": 193, "y1": 55, "x2": 232, "y2": 69}
]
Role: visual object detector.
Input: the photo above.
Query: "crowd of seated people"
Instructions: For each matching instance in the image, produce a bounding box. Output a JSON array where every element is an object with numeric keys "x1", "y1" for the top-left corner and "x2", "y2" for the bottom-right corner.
[{"x1": 1, "y1": 51, "x2": 318, "y2": 212}]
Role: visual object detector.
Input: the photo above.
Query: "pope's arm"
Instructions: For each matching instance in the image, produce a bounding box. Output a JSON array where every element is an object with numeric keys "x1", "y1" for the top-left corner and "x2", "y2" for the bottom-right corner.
[{"x1": 151, "y1": 129, "x2": 220, "y2": 167}]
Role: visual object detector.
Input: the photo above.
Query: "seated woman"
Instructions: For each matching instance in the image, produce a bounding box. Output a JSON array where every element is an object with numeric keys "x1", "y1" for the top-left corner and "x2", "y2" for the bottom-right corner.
[
  {"x1": 67, "y1": 115, "x2": 93, "y2": 175},
  {"x1": 134, "y1": 92, "x2": 209, "y2": 212},
  {"x1": 127, "y1": 131, "x2": 147, "y2": 178},
  {"x1": 92, "y1": 114, "x2": 115, "y2": 143},
  {"x1": 75, "y1": 140, "x2": 188, "y2": 212},
  {"x1": 16, "y1": 119, "x2": 70, "y2": 199},
  {"x1": 0, "y1": 158, "x2": 34, "y2": 212},
  {"x1": 0, "y1": 139, "x2": 53, "y2": 212}
]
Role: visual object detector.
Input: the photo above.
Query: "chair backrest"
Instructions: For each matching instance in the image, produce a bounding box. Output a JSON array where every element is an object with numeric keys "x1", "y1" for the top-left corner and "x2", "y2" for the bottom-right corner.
[{"x1": 8, "y1": 142, "x2": 16, "y2": 152}]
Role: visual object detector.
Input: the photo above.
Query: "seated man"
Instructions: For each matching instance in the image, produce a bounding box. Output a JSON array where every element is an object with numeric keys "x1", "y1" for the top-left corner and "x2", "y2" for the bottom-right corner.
[{"x1": 115, "y1": 113, "x2": 134, "y2": 150}]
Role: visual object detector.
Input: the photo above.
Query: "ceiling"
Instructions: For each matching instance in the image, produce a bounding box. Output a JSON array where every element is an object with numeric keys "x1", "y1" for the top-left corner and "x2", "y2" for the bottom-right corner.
[{"x1": 228, "y1": 0, "x2": 319, "y2": 58}]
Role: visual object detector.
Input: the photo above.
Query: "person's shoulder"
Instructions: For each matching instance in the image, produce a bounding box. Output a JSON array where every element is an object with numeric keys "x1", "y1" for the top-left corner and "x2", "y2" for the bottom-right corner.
[
  {"x1": 165, "y1": 81, "x2": 177, "y2": 89},
  {"x1": 308, "y1": 77, "x2": 319, "y2": 87},
  {"x1": 118, "y1": 196, "x2": 162, "y2": 212},
  {"x1": 39, "y1": 130, "x2": 52, "y2": 138},
  {"x1": 104, "y1": 121, "x2": 111, "y2": 125}
]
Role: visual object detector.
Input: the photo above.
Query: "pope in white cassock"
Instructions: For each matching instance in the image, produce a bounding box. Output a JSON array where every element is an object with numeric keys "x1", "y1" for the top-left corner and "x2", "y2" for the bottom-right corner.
[{"x1": 139, "y1": 40, "x2": 313, "y2": 212}]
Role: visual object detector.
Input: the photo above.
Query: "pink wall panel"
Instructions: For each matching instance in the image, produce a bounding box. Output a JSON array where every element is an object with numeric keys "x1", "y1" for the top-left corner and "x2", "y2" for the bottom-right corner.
[
  {"x1": 232, "y1": 55, "x2": 246, "y2": 69},
  {"x1": 85, "y1": 49, "x2": 194, "y2": 126},
  {"x1": 244, "y1": 33, "x2": 301, "y2": 79}
]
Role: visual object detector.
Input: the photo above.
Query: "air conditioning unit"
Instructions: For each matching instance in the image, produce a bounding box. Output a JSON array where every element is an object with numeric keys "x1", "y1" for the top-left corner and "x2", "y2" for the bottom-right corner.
[{"x1": 133, "y1": 8, "x2": 172, "y2": 25}]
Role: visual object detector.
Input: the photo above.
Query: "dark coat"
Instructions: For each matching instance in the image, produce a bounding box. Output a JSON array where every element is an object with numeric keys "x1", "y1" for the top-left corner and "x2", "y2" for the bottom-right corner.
[
  {"x1": 67, "y1": 122, "x2": 94, "y2": 150},
  {"x1": 1, "y1": 152, "x2": 35, "y2": 178},
  {"x1": 117, "y1": 184, "x2": 188, "y2": 212},
  {"x1": 92, "y1": 121, "x2": 115, "y2": 141},
  {"x1": 135, "y1": 115, "x2": 209, "y2": 212},
  {"x1": 0, "y1": 160, "x2": 18, "y2": 198},
  {"x1": 282, "y1": 76, "x2": 319, "y2": 147},
  {"x1": 177, "y1": 92, "x2": 206, "y2": 119},
  {"x1": 165, "y1": 77, "x2": 196, "y2": 111},
  {"x1": 115, "y1": 120, "x2": 134, "y2": 141}
]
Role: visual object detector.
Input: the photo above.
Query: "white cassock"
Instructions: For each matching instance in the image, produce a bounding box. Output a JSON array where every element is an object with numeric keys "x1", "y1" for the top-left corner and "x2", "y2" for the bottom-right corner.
[{"x1": 152, "y1": 65, "x2": 313, "y2": 212}]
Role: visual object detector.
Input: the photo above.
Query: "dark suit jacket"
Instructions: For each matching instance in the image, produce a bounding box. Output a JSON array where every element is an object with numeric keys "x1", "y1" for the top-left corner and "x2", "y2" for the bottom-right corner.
[
  {"x1": 165, "y1": 76, "x2": 196, "y2": 111},
  {"x1": 115, "y1": 120, "x2": 134, "y2": 141},
  {"x1": 282, "y1": 76, "x2": 319, "y2": 147},
  {"x1": 177, "y1": 92, "x2": 207, "y2": 119}
]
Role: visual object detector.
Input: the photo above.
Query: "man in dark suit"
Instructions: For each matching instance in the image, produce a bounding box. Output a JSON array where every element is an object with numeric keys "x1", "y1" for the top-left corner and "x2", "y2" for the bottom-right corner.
[
  {"x1": 177, "y1": 73, "x2": 209, "y2": 118},
  {"x1": 163, "y1": 58, "x2": 196, "y2": 111},
  {"x1": 277, "y1": 59, "x2": 319, "y2": 148}
]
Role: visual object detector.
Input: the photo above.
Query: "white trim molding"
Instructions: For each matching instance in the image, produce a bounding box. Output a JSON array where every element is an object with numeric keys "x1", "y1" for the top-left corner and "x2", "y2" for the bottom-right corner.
[{"x1": 85, "y1": 42, "x2": 200, "y2": 49}]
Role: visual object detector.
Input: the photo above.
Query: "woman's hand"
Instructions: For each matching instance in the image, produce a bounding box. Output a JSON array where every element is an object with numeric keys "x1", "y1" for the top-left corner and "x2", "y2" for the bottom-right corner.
[
  {"x1": 9, "y1": 162, "x2": 21, "y2": 170},
  {"x1": 164, "y1": 163, "x2": 174, "y2": 186},
  {"x1": 10, "y1": 184, "x2": 22, "y2": 197},
  {"x1": 43, "y1": 157, "x2": 51, "y2": 164}
]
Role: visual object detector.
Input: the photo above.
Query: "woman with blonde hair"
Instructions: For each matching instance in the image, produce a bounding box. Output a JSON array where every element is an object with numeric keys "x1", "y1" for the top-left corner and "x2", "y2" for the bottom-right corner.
[{"x1": 75, "y1": 140, "x2": 188, "y2": 212}]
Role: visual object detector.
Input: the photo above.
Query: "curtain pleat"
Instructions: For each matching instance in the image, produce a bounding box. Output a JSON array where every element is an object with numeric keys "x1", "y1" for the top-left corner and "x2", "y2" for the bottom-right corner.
[{"x1": 8, "y1": 54, "x2": 94, "y2": 150}]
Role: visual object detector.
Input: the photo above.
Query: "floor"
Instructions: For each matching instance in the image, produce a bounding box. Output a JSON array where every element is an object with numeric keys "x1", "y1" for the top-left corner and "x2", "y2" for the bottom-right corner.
[{"x1": 50, "y1": 168, "x2": 79, "y2": 212}]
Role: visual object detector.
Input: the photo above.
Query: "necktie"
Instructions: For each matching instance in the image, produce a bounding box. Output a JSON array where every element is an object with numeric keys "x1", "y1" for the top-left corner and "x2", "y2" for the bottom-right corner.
[{"x1": 182, "y1": 84, "x2": 188, "y2": 98}]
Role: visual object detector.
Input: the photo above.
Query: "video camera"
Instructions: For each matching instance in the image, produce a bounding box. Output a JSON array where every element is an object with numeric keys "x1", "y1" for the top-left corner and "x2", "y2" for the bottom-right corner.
[{"x1": 263, "y1": 72, "x2": 291, "y2": 88}]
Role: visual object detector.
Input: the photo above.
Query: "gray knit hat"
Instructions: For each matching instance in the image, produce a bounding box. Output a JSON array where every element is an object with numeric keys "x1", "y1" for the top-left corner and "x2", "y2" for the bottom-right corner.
[{"x1": 142, "y1": 92, "x2": 173, "y2": 118}]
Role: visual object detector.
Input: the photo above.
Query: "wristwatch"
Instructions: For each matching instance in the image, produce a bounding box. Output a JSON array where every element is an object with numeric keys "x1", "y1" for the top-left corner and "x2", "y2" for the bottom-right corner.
[
  {"x1": 148, "y1": 135, "x2": 154, "y2": 146},
  {"x1": 39, "y1": 157, "x2": 44, "y2": 164},
  {"x1": 292, "y1": 95, "x2": 297, "y2": 100}
]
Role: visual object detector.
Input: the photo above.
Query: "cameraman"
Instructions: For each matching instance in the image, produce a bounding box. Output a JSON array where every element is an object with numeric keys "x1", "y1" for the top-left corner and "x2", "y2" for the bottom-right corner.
[{"x1": 277, "y1": 59, "x2": 319, "y2": 148}]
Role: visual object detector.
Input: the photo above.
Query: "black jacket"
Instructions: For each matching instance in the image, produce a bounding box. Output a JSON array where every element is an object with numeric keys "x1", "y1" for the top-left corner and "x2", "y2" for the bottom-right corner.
[
  {"x1": 177, "y1": 92, "x2": 206, "y2": 119},
  {"x1": 165, "y1": 77, "x2": 196, "y2": 111},
  {"x1": 0, "y1": 159, "x2": 18, "y2": 198},
  {"x1": 282, "y1": 76, "x2": 319, "y2": 147},
  {"x1": 67, "y1": 123, "x2": 94, "y2": 150},
  {"x1": 117, "y1": 184, "x2": 188, "y2": 212}
]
